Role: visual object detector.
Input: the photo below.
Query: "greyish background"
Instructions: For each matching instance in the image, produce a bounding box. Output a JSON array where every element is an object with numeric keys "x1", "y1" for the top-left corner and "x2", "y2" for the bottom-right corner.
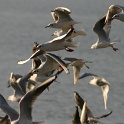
[{"x1": 0, "y1": 0, "x2": 124, "y2": 124}]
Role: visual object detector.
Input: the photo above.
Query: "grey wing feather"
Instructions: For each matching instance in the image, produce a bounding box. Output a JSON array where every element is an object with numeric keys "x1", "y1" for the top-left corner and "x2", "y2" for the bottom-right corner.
[
  {"x1": 72, "y1": 106, "x2": 81, "y2": 124},
  {"x1": 73, "y1": 92, "x2": 93, "y2": 118},
  {"x1": 73, "y1": 91, "x2": 84, "y2": 110},
  {"x1": 7, "y1": 74, "x2": 22, "y2": 88},
  {"x1": 18, "y1": 49, "x2": 45, "y2": 65},
  {"x1": 63, "y1": 57, "x2": 78, "y2": 62},
  {"x1": 54, "y1": 10, "x2": 73, "y2": 22},
  {"x1": 105, "y1": 4, "x2": 124, "y2": 23},
  {"x1": 73, "y1": 66, "x2": 81, "y2": 85},
  {"x1": 11, "y1": 82, "x2": 25, "y2": 97},
  {"x1": 51, "y1": 11, "x2": 58, "y2": 22},
  {"x1": 46, "y1": 53, "x2": 69, "y2": 74},
  {"x1": 63, "y1": 28, "x2": 74, "y2": 41},
  {"x1": 31, "y1": 58, "x2": 42, "y2": 70},
  {"x1": 0, "y1": 94, "x2": 19, "y2": 121},
  {"x1": 33, "y1": 121, "x2": 44, "y2": 124},
  {"x1": 38, "y1": 55, "x2": 47, "y2": 64},
  {"x1": 103, "y1": 22, "x2": 111, "y2": 38},
  {"x1": 18, "y1": 73, "x2": 33, "y2": 94},
  {"x1": 93, "y1": 15, "x2": 109, "y2": 42},
  {"x1": 49, "y1": 27, "x2": 74, "y2": 43},
  {"x1": 54, "y1": 7, "x2": 71, "y2": 14},
  {"x1": 95, "y1": 111, "x2": 112, "y2": 119},
  {"x1": 79, "y1": 73, "x2": 98, "y2": 79},
  {"x1": 19, "y1": 76, "x2": 56, "y2": 121}
]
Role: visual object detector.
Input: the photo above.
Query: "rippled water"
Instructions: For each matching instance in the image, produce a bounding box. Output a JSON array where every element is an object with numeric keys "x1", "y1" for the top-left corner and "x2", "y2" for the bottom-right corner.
[{"x1": 0, "y1": 0, "x2": 124, "y2": 124}]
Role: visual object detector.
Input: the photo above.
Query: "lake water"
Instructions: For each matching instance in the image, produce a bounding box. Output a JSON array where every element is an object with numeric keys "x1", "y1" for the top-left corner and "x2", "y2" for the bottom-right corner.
[{"x1": 0, "y1": 0, "x2": 124, "y2": 124}]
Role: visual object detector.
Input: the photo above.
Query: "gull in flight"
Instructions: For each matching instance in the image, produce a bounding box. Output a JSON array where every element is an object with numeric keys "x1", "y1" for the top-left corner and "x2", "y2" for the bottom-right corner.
[
  {"x1": 45, "y1": 7, "x2": 81, "y2": 29},
  {"x1": 37, "y1": 28, "x2": 80, "y2": 52},
  {"x1": 51, "y1": 28, "x2": 86, "y2": 43},
  {"x1": 7, "y1": 71, "x2": 37, "y2": 102},
  {"x1": 0, "y1": 76, "x2": 56, "y2": 124},
  {"x1": 18, "y1": 47, "x2": 69, "y2": 75},
  {"x1": 91, "y1": 15, "x2": 120, "y2": 51},
  {"x1": 79, "y1": 73, "x2": 110, "y2": 110},
  {"x1": 105, "y1": 4, "x2": 124, "y2": 24},
  {"x1": 32, "y1": 53, "x2": 69, "y2": 75},
  {"x1": 74, "y1": 91, "x2": 112, "y2": 123},
  {"x1": 74, "y1": 91, "x2": 94, "y2": 118},
  {"x1": 7, "y1": 75, "x2": 25, "y2": 102},
  {"x1": 7, "y1": 72, "x2": 22, "y2": 88},
  {"x1": 63, "y1": 57, "x2": 92, "y2": 85},
  {"x1": 30, "y1": 69, "x2": 63, "y2": 86},
  {"x1": 30, "y1": 42, "x2": 64, "y2": 83},
  {"x1": 80, "y1": 101, "x2": 104, "y2": 124}
]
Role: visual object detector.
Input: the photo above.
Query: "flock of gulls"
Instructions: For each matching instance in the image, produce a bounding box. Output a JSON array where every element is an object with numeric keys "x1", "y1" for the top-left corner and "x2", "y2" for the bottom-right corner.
[{"x1": 0, "y1": 4, "x2": 124, "y2": 124}]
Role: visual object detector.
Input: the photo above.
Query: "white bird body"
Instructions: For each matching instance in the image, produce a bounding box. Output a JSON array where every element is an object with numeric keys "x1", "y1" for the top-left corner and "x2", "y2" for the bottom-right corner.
[
  {"x1": 37, "y1": 28, "x2": 80, "y2": 52},
  {"x1": 63, "y1": 57, "x2": 91, "y2": 85},
  {"x1": 45, "y1": 7, "x2": 80, "y2": 29},
  {"x1": 91, "y1": 15, "x2": 120, "y2": 51},
  {"x1": 79, "y1": 73, "x2": 110, "y2": 110},
  {"x1": 0, "y1": 76, "x2": 56, "y2": 124}
]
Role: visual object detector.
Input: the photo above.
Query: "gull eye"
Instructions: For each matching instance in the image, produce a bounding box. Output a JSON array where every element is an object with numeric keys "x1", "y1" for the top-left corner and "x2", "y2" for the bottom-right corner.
[
  {"x1": 37, "y1": 45, "x2": 42, "y2": 48},
  {"x1": 33, "y1": 69, "x2": 38, "y2": 73}
]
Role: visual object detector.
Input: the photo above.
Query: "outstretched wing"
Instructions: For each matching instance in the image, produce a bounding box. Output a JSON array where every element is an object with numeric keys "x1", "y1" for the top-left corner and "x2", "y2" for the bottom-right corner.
[
  {"x1": 79, "y1": 73, "x2": 98, "y2": 79},
  {"x1": 93, "y1": 15, "x2": 109, "y2": 43},
  {"x1": 18, "y1": 49, "x2": 45, "y2": 65},
  {"x1": 19, "y1": 76, "x2": 56, "y2": 121},
  {"x1": 72, "y1": 106, "x2": 81, "y2": 124},
  {"x1": 46, "y1": 53, "x2": 69, "y2": 74},
  {"x1": 105, "y1": 4, "x2": 124, "y2": 23},
  {"x1": 53, "y1": 7, "x2": 72, "y2": 22},
  {"x1": 51, "y1": 11, "x2": 59, "y2": 22},
  {"x1": 0, "y1": 94, "x2": 19, "y2": 121}
]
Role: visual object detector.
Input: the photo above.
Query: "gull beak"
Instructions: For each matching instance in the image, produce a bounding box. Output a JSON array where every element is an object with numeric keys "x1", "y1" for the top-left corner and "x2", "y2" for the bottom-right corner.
[
  {"x1": 45, "y1": 25, "x2": 49, "y2": 28},
  {"x1": 51, "y1": 33, "x2": 54, "y2": 36}
]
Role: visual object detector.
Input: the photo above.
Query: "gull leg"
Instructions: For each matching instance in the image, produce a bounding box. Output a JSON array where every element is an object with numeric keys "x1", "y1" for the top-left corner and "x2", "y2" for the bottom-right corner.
[
  {"x1": 84, "y1": 63, "x2": 90, "y2": 69},
  {"x1": 65, "y1": 46, "x2": 74, "y2": 52},
  {"x1": 110, "y1": 44, "x2": 118, "y2": 52}
]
